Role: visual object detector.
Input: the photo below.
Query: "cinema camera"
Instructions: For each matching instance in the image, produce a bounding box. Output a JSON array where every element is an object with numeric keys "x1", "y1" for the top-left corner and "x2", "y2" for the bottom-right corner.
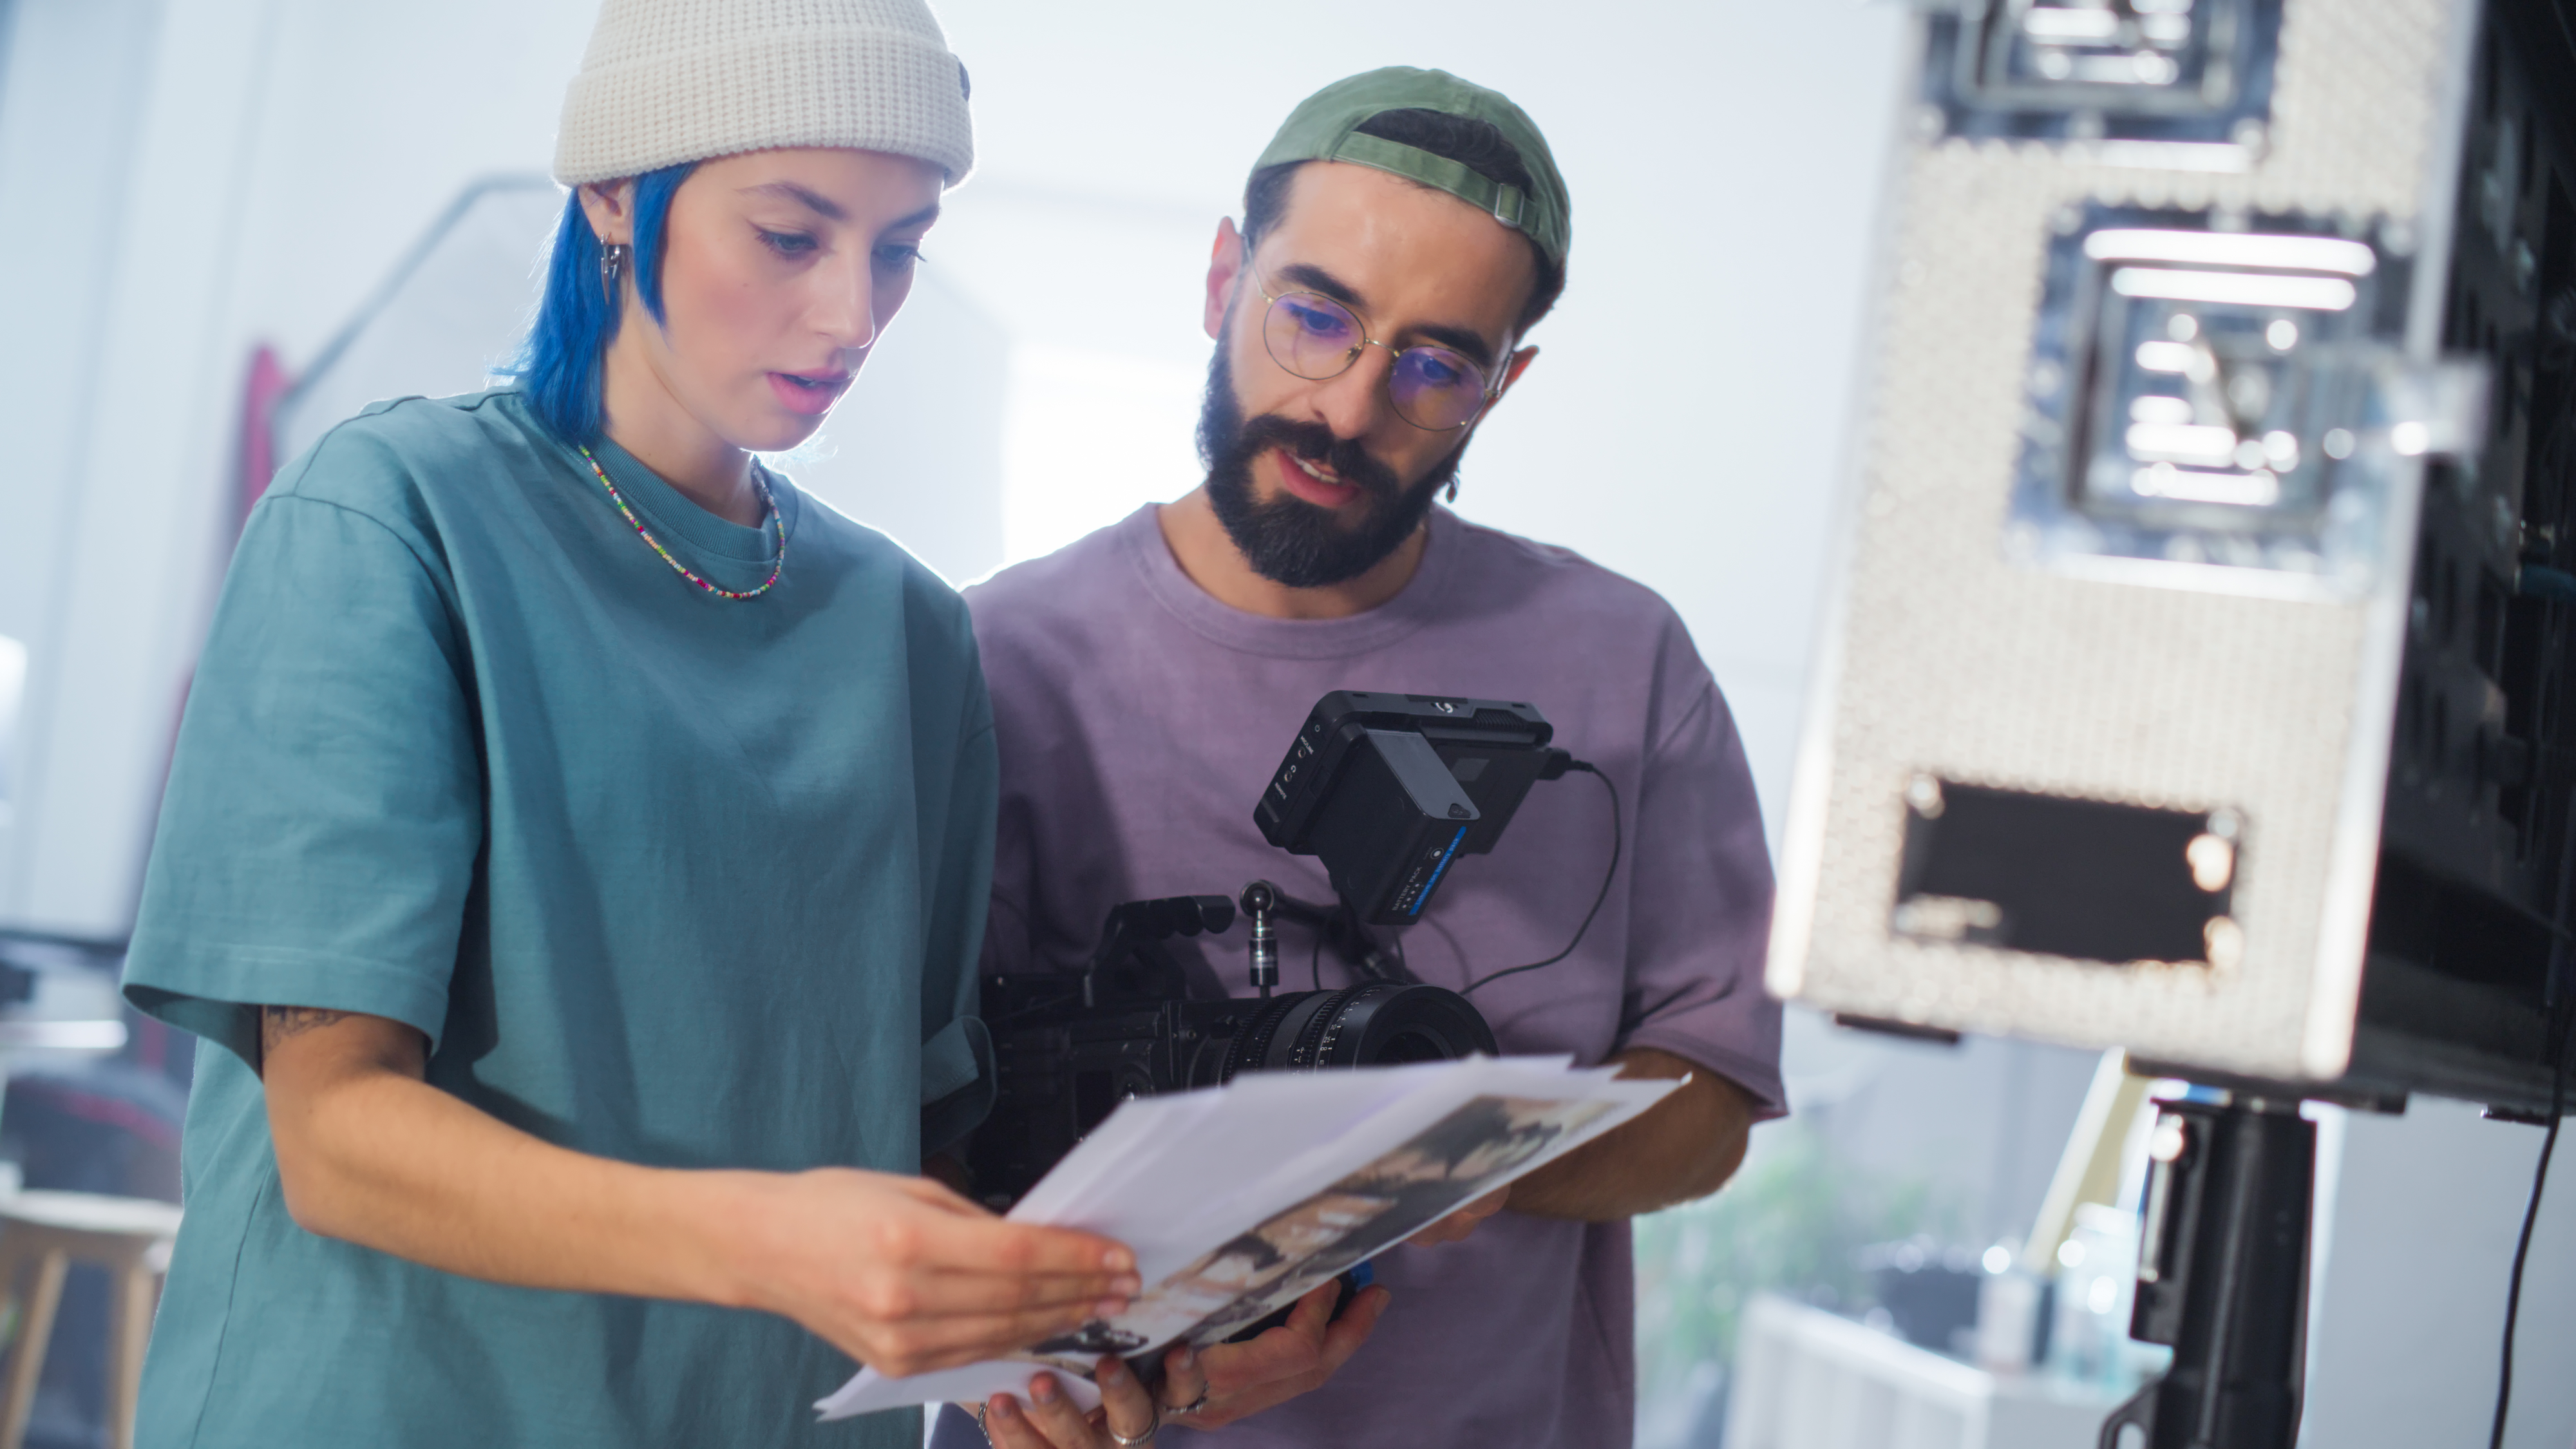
[
  {"x1": 1775, "y1": 3, "x2": 2576, "y2": 1445},
  {"x1": 967, "y1": 692, "x2": 1605, "y2": 1210}
]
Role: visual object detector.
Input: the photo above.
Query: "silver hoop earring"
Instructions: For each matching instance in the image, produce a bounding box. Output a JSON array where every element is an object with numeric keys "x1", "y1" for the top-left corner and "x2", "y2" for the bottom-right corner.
[{"x1": 600, "y1": 242, "x2": 630, "y2": 307}]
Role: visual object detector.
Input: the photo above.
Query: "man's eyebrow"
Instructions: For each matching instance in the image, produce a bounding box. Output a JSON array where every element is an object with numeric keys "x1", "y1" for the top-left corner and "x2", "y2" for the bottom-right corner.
[
  {"x1": 1273, "y1": 261, "x2": 1499, "y2": 370},
  {"x1": 1408, "y1": 323, "x2": 1497, "y2": 370},
  {"x1": 1277, "y1": 261, "x2": 1366, "y2": 310}
]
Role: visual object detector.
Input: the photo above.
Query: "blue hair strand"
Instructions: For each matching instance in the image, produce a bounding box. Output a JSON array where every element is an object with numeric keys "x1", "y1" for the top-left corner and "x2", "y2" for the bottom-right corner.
[{"x1": 509, "y1": 162, "x2": 697, "y2": 444}]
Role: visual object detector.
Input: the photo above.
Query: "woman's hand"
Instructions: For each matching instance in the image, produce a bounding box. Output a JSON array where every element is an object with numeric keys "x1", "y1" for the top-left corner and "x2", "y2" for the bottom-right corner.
[
  {"x1": 256, "y1": 1009, "x2": 1137, "y2": 1379},
  {"x1": 731, "y1": 1168, "x2": 1142, "y2": 1378}
]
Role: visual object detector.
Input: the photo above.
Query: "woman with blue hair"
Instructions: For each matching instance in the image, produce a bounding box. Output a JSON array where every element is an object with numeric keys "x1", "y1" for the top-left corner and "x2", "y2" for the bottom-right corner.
[{"x1": 115, "y1": 3, "x2": 1214, "y2": 1444}]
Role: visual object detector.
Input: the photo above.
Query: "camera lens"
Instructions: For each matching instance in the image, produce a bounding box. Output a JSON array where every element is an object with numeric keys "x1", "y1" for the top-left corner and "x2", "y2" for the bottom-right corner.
[{"x1": 1220, "y1": 983, "x2": 1497, "y2": 1081}]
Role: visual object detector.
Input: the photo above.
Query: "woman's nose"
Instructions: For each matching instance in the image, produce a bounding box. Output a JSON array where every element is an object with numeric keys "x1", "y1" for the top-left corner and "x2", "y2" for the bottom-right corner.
[{"x1": 815, "y1": 261, "x2": 880, "y2": 352}]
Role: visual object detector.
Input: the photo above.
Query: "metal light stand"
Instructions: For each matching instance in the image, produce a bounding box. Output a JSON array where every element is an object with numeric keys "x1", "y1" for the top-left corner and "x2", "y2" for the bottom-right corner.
[{"x1": 2098, "y1": 1094, "x2": 2314, "y2": 1449}]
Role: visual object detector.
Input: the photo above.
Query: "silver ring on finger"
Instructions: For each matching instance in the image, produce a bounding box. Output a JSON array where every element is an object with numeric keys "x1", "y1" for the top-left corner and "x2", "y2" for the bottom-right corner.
[
  {"x1": 1106, "y1": 1402, "x2": 1159, "y2": 1446},
  {"x1": 1164, "y1": 1386, "x2": 1211, "y2": 1420}
]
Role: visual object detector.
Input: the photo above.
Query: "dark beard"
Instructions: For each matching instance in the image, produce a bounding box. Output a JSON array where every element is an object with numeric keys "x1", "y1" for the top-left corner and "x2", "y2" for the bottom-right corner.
[{"x1": 1195, "y1": 345, "x2": 1466, "y2": 589}]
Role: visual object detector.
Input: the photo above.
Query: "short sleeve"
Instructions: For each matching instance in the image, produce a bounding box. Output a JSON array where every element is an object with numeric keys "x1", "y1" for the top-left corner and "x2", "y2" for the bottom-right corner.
[
  {"x1": 121, "y1": 491, "x2": 483, "y2": 1068},
  {"x1": 921, "y1": 673, "x2": 1001, "y2": 1157},
  {"x1": 1613, "y1": 677, "x2": 1788, "y2": 1119},
  {"x1": 977, "y1": 793, "x2": 1037, "y2": 978}
]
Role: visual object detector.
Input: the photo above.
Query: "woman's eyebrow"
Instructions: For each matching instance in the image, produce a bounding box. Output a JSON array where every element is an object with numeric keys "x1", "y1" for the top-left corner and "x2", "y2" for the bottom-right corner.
[
  {"x1": 739, "y1": 184, "x2": 942, "y2": 236},
  {"x1": 743, "y1": 180, "x2": 847, "y2": 219}
]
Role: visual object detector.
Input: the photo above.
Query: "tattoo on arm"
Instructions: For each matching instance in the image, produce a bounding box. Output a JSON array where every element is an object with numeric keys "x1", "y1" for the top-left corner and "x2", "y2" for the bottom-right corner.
[
  {"x1": 259, "y1": 1005, "x2": 352, "y2": 1074},
  {"x1": 254, "y1": 1005, "x2": 428, "y2": 1083}
]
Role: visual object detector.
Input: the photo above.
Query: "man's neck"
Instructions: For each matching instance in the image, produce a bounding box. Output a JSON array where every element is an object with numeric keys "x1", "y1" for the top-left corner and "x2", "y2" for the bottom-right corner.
[{"x1": 1154, "y1": 488, "x2": 1430, "y2": 621}]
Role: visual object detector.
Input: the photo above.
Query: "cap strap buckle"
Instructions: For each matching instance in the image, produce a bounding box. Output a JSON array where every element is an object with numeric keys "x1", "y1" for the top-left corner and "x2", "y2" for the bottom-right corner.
[{"x1": 1331, "y1": 133, "x2": 1531, "y2": 237}]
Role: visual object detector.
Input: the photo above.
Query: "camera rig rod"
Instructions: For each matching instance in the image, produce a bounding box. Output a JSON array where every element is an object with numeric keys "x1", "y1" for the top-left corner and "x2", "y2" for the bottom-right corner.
[
  {"x1": 2099, "y1": 1093, "x2": 2314, "y2": 1449},
  {"x1": 1242, "y1": 880, "x2": 1280, "y2": 999}
]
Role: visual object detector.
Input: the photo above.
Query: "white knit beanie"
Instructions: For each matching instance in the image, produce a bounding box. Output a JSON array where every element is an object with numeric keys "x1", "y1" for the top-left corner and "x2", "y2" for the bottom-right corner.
[{"x1": 553, "y1": 0, "x2": 974, "y2": 187}]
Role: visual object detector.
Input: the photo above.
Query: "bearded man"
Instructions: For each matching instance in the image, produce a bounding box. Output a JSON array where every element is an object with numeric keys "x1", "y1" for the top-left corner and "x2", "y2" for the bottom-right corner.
[{"x1": 942, "y1": 69, "x2": 1785, "y2": 1448}]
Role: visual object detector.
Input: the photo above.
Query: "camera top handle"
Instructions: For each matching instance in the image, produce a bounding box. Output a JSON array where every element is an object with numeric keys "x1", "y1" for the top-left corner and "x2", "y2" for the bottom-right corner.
[{"x1": 1080, "y1": 894, "x2": 1236, "y2": 1008}]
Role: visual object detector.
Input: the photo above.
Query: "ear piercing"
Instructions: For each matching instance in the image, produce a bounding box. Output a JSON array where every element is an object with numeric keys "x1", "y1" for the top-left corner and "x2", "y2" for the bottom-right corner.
[{"x1": 600, "y1": 242, "x2": 632, "y2": 307}]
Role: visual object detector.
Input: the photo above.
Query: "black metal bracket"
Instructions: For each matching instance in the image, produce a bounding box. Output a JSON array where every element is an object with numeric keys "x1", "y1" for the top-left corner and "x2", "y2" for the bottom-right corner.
[
  {"x1": 1081, "y1": 896, "x2": 1235, "y2": 1007},
  {"x1": 2099, "y1": 1093, "x2": 2314, "y2": 1449}
]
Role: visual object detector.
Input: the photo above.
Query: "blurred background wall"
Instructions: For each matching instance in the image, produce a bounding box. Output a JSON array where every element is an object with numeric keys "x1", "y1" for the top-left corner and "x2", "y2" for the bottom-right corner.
[
  {"x1": 0, "y1": 2, "x2": 2567, "y2": 1446},
  {"x1": 0, "y1": 0, "x2": 1909, "y2": 937}
]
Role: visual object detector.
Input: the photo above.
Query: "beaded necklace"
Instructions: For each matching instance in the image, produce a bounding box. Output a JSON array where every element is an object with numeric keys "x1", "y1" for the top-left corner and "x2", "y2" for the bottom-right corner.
[{"x1": 577, "y1": 444, "x2": 785, "y2": 601}]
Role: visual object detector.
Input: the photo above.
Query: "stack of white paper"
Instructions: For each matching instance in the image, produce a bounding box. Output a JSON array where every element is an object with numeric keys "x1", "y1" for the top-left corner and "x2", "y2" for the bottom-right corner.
[{"x1": 817, "y1": 1056, "x2": 1677, "y2": 1419}]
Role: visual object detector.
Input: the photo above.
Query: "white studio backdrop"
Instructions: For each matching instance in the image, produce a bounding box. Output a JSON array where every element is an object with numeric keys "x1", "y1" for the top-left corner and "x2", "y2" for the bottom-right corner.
[{"x1": 0, "y1": 0, "x2": 1911, "y2": 937}]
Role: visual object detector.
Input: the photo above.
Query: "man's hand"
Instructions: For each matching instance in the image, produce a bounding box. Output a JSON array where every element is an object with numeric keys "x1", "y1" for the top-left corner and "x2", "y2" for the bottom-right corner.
[
  {"x1": 1408, "y1": 1186, "x2": 1509, "y2": 1246},
  {"x1": 1166, "y1": 1276, "x2": 1390, "y2": 1429},
  {"x1": 976, "y1": 1354, "x2": 1167, "y2": 1449},
  {"x1": 963, "y1": 1274, "x2": 1388, "y2": 1441},
  {"x1": 1505, "y1": 1048, "x2": 1758, "y2": 1221}
]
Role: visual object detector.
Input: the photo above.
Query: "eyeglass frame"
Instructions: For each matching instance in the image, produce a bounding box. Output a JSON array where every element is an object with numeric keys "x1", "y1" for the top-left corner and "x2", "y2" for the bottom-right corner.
[{"x1": 1240, "y1": 246, "x2": 1511, "y2": 433}]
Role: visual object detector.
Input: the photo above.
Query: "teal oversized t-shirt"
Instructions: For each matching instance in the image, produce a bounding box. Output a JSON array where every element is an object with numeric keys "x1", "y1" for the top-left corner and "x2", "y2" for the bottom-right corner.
[{"x1": 120, "y1": 390, "x2": 995, "y2": 1448}]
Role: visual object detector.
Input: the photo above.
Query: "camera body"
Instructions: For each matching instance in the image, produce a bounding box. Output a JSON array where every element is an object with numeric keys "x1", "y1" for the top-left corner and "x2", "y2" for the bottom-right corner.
[
  {"x1": 967, "y1": 894, "x2": 1497, "y2": 1209},
  {"x1": 965, "y1": 692, "x2": 1561, "y2": 1209}
]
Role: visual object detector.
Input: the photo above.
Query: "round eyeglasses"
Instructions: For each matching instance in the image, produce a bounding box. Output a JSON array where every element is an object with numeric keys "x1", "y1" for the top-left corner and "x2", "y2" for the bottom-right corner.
[{"x1": 1252, "y1": 270, "x2": 1501, "y2": 432}]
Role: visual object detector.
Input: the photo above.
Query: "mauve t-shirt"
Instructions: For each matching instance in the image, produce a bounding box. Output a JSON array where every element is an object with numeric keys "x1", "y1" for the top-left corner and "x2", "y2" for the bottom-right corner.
[{"x1": 955, "y1": 504, "x2": 1785, "y2": 1449}]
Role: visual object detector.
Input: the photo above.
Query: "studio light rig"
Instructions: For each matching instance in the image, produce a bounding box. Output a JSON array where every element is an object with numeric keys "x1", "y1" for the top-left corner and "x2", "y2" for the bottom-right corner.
[{"x1": 1774, "y1": 2, "x2": 2576, "y2": 1445}]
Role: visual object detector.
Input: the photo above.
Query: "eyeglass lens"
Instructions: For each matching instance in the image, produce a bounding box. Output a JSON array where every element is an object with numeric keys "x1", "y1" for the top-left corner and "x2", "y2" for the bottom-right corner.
[{"x1": 1261, "y1": 291, "x2": 1490, "y2": 431}]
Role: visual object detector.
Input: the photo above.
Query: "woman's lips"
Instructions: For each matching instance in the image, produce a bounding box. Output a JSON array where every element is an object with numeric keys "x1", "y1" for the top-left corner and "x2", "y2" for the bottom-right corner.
[
  {"x1": 1271, "y1": 447, "x2": 1361, "y2": 509},
  {"x1": 769, "y1": 370, "x2": 853, "y2": 417}
]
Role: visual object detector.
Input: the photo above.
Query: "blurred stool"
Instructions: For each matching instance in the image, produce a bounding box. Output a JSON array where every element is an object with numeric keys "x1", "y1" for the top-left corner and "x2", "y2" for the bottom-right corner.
[{"x1": 0, "y1": 1192, "x2": 182, "y2": 1449}]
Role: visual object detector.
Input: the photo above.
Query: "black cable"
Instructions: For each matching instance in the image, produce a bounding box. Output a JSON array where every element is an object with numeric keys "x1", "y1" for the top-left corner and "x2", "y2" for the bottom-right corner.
[
  {"x1": 1461, "y1": 762, "x2": 1620, "y2": 998},
  {"x1": 2488, "y1": 296, "x2": 2576, "y2": 1449},
  {"x1": 2490, "y1": 992, "x2": 2574, "y2": 1449}
]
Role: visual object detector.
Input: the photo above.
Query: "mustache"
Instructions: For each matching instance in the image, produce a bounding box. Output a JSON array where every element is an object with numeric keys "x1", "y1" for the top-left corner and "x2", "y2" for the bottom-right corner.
[{"x1": 1226, "y1": 413, "x2": 1403, "y2": 502}]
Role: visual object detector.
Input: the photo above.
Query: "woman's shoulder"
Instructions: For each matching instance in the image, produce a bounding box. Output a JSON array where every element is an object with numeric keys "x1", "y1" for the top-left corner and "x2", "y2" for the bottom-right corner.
[
  {"x1": 264, "y1": 390, "x2": 549, "y2": 528},
  {"x1": 787, "y1": 491, "x2": 979, "y2": 650}
]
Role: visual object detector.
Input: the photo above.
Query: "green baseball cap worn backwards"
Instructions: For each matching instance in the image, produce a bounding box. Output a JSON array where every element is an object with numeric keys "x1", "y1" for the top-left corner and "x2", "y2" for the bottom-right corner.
[{"x1": 1256, "y1": 67, "x2": 1571, "y2": 269}]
